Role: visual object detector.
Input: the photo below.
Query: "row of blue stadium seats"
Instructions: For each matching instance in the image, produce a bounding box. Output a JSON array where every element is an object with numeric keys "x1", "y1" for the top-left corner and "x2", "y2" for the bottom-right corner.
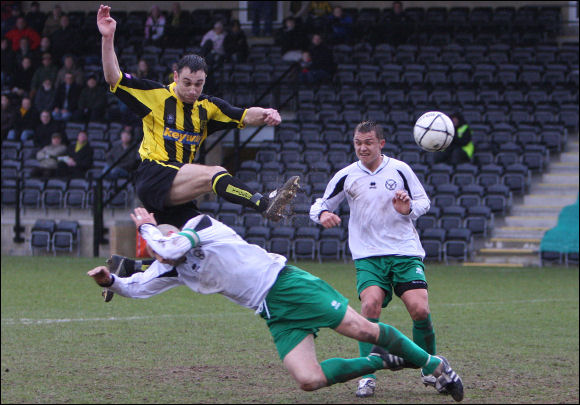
[{"x1": 29, "y1": 219, "x2": 80, "y2": 256}]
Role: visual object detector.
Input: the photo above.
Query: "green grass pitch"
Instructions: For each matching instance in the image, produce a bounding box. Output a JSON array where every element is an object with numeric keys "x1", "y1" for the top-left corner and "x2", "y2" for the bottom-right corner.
[{"x1": 1, "y1": 256, "x2": 578, "y2": 403}]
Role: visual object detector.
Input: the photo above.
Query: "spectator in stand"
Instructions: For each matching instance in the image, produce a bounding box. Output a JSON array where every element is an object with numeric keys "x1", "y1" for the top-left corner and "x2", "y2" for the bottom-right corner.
[
  {"x1": 275, "y1": 16, "x2": 308, "y2": 62},
  {"x1": 133, "y1": 59, "x2": 156, "y2": 81},
  {"x1": 165, "y1": 2, "x2": 190, "y2": 48},
  {"x1": 52, "y1": 72, "x2": 81, "y2": 122},
  {"x1": 308, "y1": 33, "x2": 335, "y2": 83},
  {"x1": 11, "y1": 56, "x2": 35, "y2": 97},
  {"x1": 434, "y1": 112, "x2": 474, "y2": 165},
  {"x1": 34, "y1": 109, "x2": 62, "y2": 147},
  {"x1": 55, "y1": 54, "x2": 84, "y2": 88},
  {"x1": 248, "y1": 1, "x2": 275, "y2": 36},
  {"x1": 4, "y1": 16, "x2": 41, "y2": 51},
  {"x1": 37, "y1": 35, "x2": 51, "y2": 57},
  {"x1": 30, "y1": 132, "x2": 67, "y2": 178},
  {"x1": 200, "y1": 21, "x2": 226, "y2": 67},
  {"x1": 164, "y1": 61, "x2": 178, "y2": 85},
  {"x1": 223, "y1": 19, "x2": 248, "y2": 63},
  {"x1": 383, "y1": 1, "x2": 409, "y2": 47},
  {"x1": 144, "y1": 5, "x2": 166, "y2": 46},
  {"x1": 1, "y1": 94, "x2": 19, "y2": 140},
  {"x1": 74, "y1": 75, "x2": 107, "y2": 123},
  {"x1": 299, "y1": 50, "x2": 314, "y2": 84},
  {"x1": 1, "y1": 37, "x2": 16, "y2": 86},
  {"x1": 33, "y1": 78, "x2": 57, "y2": 113},
  {"x1": 56, "y1": 130, "x2": 94, "y2": 179},
  {"x1": 42, "y1": 4, "x2": 62, "y2": 37},
  {"x1": 15, "y1": 36, "x2": 37, "y2": 66},
  {"x1": 50, "y1": 14, "x2": 80, "y2": 61},
  {"x1": 30, "y1": 52, "x2": 58, "y2": 97},
  {"x1": 304, "y1": 1, "x2": 332, "y2": 34},
  {"x1": 2, "y1": 2, "x2": 24, "y2": 37},
  {"x1": 6, "y1": 96, "x2": 38, "y2": 142},
  {"x1": 102, "y1": 130, "x2": 139, "y2": 180},
  {"x1": 25, "y1": 1, "x2": 45, "y2": 34},
  {"x1": 327, "y1": 6, "x2": 353, "y2": 45}
]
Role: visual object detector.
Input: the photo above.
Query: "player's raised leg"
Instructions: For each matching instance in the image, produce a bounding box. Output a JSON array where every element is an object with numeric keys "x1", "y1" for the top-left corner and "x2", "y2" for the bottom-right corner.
[{"x1": 169, "y1": 163, "x2": 300, "y2": 222}]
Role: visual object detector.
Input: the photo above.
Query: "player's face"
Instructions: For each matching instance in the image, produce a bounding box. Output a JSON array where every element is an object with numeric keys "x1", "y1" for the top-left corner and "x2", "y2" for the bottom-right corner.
[
  {"x1": 174, "y1": 67, "x2": 206, "y2": 104},
  {"x1": 354, "y1": 130, "x2": 385, "y2": 171}
]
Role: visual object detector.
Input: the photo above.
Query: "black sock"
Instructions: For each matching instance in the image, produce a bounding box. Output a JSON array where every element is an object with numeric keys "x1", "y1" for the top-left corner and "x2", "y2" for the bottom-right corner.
[{"x1": 211, "y1": 171, "x2": 268, "y2": 212}]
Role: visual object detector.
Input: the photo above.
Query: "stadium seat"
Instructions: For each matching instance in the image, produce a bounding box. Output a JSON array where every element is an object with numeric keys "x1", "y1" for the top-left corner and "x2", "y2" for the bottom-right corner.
[
  {"x1": 318, "y1": 239, "x2": 342, "y2": 262},
  {"x1": 52, "y1": 220, "x2": 80, "y2": 256},
  {"x1": 30, "y1": 219, "x2": 56, "y2": 254},
  {"x1": 293, "y1": 238, "x2": 316, "y2": 261},
  {"x1": 269, "y1": 238, "x2": 292, "y2": 257},
  {"x1": 443, "y1": 228, "x2": 473, "y2": 263}
]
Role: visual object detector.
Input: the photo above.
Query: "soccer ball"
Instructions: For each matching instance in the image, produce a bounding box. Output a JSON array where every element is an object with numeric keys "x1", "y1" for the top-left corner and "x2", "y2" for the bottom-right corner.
[{"x1": 413, "y1": 111, "x2": 455, "y2": 152}]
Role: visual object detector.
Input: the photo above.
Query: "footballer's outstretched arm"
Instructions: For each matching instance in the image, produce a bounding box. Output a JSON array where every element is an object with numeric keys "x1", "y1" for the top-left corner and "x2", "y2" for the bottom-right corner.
[{"x1": 97, "y1": 4, "x2": 121, "y2": 87}]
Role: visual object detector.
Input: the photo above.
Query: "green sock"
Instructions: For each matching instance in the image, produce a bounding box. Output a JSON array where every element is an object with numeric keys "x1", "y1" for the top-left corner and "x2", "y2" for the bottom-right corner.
[
  {"x1": 211, "y1": 171, "x2": 267, "y2": 212},
  {"x1": 320, "y1": 356, "x2": 384, "y2": 386},
  {"x1": 358, "y1": 317, "x2": 379, "y2": 380},
  {"x1": 377, "y1": 322, "x2": 431, "y2": 370},
  {"x1": 413, "y1": 313, "x2": 437, "y2": 355}
]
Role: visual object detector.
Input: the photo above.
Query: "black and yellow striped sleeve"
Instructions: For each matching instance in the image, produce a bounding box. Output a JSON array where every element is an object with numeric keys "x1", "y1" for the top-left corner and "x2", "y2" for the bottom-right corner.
[
  {"x1": 110, "y1": 71, "x2": 168, "y2": 119},
  {"x1": 200, "y1": 95, "x2": 248, "y2": 135}
]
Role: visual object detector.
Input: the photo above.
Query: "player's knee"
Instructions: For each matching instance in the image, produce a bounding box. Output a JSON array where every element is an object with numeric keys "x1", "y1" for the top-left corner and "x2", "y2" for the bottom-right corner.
[
  {"x1": 296, "y1": 374, "x2": 326, "y2": 391},
  {"x1": 361, "y1": 297, "x2": 382, "y2": 318},
  {"x1": 409, "y1": 306, "x2": 430, "y2": 321}
]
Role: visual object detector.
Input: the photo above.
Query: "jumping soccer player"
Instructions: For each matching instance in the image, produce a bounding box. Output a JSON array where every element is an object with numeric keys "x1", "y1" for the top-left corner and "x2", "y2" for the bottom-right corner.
[{"x1": 97, "y1": 4, "x2": 300, "y2": 228}]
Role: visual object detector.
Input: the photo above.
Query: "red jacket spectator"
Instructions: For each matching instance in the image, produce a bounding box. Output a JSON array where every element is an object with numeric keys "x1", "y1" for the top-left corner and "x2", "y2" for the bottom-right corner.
[{"x1": 5, "y1": 16, "x2": 40, "y2": 51}]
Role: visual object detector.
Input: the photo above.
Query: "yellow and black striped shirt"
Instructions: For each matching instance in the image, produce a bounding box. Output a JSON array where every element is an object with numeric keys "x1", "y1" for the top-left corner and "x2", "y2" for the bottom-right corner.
[{"x1": 111, "y1": 72, "x2": 247, "y2": 163}]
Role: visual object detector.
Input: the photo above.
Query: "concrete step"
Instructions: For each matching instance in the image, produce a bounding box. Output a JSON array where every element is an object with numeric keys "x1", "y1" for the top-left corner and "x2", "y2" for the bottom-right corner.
[
  {"x1": 469, "y1": 250, "x2": 540, "y2": 266},
  {"x1": 504, "y1": 215, "x2": 558, "y2": 227},
  {"x1": 559, "y1": 152, "x2": 579, "y2": 163},
  {"x1": 486, "y1": 237, "x2": 542, "y2": 250},
  {"x1": 540, "y1": 173, "x2": 580, "y2": 184},
  {"x1": 550, "y1": 162, "x2": 580, "y2": 173},
  {"x1": 511, "y1": 205, "x2": 568, "y2": 216},
  {"x1": 492, "y1": 226, "x2": 550, "y2": 239},
  {"x1": 479, "y1": 247, "x2": 536, "y2": 254},
  {"x1": 532, "y1": 183, "x2": 580, "y2": 193},
  {"x1": 523, "y1": 193, "x2": 579, "y2": 206},
  {"x1": 462, "y1": 262, "x2": 524, "y2": 268}
]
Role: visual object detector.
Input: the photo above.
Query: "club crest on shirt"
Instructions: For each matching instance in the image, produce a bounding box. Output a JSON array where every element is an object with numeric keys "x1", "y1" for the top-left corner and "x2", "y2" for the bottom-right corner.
[
  {"x1": 166, "y1": 113, "x2": 176, "y2": 125},
  {"x1": 385, "y1": 179, "x2": 397, "y2": 190}
]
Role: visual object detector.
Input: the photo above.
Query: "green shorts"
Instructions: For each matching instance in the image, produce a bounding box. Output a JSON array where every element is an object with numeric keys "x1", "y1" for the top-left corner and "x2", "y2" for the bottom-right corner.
[
  {"x1": 260, "y1": 265, "x2": 349, "y2": 360},
  {"x1": 355, "y1": 256, "x2": 427, "y2": 308}
]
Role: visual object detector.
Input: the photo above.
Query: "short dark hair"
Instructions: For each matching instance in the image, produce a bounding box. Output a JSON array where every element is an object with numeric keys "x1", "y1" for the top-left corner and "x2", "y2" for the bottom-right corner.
[
  {"x1": 354, "y1": 121, "x2": 384, "y2": 140},
  {"x1": 177, "y1": 54, "x2": 208, "y2": 74}
]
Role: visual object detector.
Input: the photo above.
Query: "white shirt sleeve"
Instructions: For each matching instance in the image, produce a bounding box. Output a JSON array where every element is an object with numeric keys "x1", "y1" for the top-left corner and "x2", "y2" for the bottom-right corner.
[
  {"x1": 139, "y1": 224, "x2": 198, "y2": 260},
  {"x1": 398, "y1": 162, "x2": 430, "y2": 220},
  {"x1": 310, "y1": 171, "x2": 348, "y2": 224},
  {"x1": 109, "y1": 260, "x2": 182, "y2": 299}
]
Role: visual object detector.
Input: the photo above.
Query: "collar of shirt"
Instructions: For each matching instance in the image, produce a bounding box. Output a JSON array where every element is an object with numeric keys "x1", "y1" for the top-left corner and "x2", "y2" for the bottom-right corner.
[{"x1": 357, "y1": 154, "x2": 390, "y2": 175}]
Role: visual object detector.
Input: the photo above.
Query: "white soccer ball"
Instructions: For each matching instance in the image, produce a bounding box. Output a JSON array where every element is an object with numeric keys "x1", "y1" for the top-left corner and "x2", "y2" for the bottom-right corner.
[{"x1": 413, "y1": 111, "x2": 455, "y2": 152}]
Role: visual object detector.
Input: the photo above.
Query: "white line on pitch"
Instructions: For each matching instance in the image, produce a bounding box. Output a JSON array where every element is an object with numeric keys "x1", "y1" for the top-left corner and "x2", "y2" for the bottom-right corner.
[
  {"x1": 2, "y1": 298, "x2": 577, "y2": 326},
  {"x1": 1, "y1": 312, "x2": 250, "y2": 326}
]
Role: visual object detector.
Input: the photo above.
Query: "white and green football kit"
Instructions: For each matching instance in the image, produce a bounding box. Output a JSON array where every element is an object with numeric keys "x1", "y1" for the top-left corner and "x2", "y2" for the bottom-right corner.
[
  {"x1": 310, "y1": 155, "x2": 438, "y2": 374},
  {"x1": 108, "y1": 214, "x2": 348, "y2": 360},
  {"x1": 310, "y1": 155, "x2": 430, "y2": 261}
]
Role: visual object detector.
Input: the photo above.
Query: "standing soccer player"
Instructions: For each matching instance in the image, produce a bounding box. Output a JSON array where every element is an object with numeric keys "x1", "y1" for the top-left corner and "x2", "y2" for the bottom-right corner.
[
  {"x1": 310, "y1": 121, "x2": 444, "y2": 398},
  {"x1": 97, "y1": 4, "x2": 300, "y2": 228}
]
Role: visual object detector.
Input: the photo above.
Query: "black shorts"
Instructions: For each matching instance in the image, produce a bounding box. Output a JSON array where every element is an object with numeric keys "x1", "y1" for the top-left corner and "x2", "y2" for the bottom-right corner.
[{"x1": 135, "y1": 159, "x2": 201, "y2": 229}]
